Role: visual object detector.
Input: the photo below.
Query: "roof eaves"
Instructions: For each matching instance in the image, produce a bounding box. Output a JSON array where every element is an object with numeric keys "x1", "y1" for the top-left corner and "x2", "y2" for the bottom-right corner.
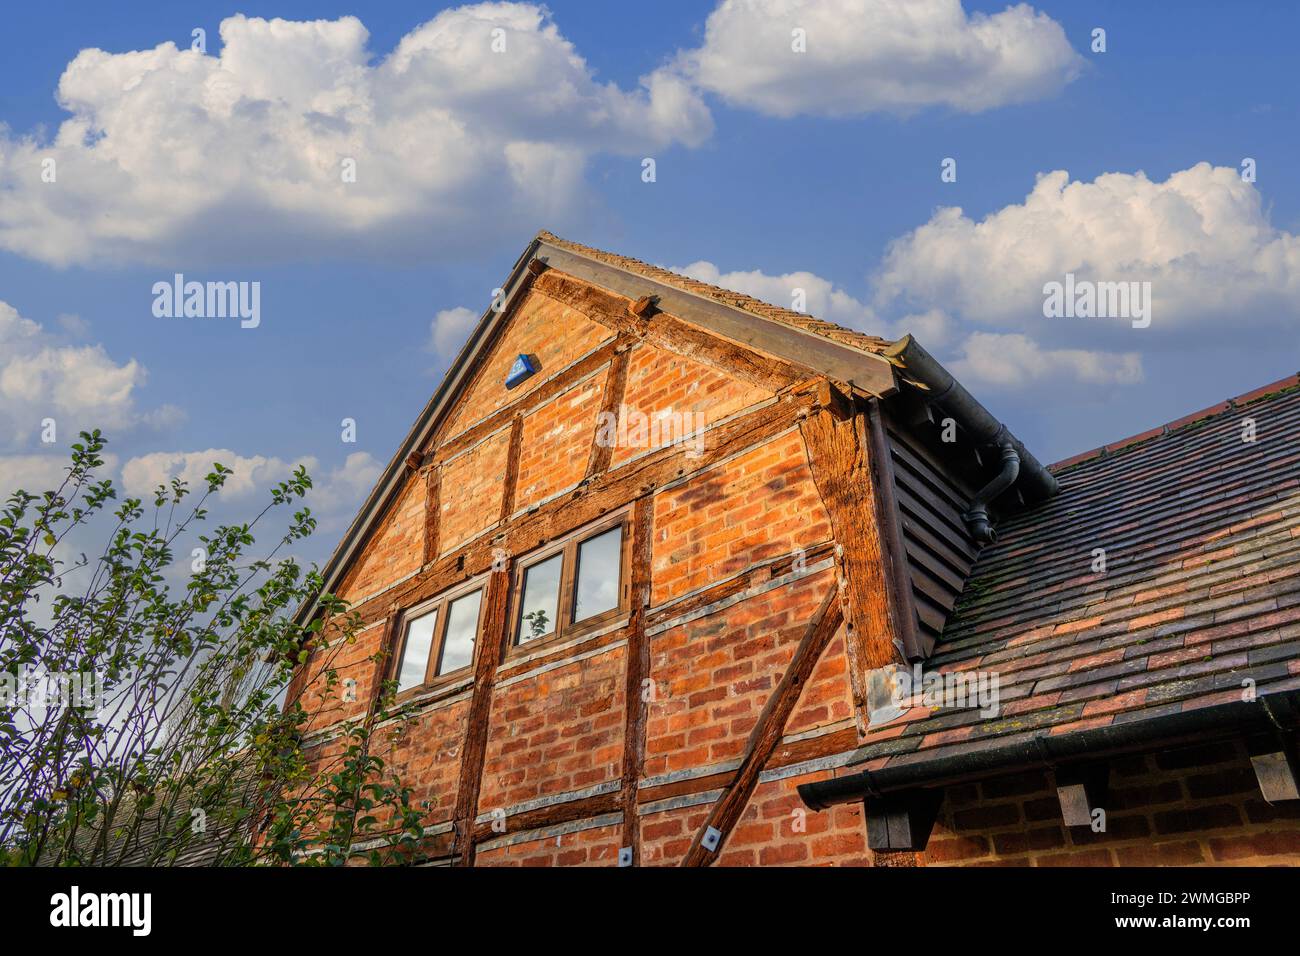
[
  {"x1": 534, "y1": 234, "x2": 898, "y2": 395},
  {"x1": 537, "y1": 231, "x2": 893, "y2": 356},
  {"x1": 799, "y1": 683, "x2": 1300, "y2": 808}
]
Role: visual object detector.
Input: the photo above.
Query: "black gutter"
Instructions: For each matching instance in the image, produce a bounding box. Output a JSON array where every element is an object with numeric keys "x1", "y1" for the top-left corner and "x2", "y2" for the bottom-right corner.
[
  {"x1": 884, "y1": 335, "x2": 1058, "y2": 503},
  {"x1": 798, "y1": 688, "x2": 1300, "y2": 810}
]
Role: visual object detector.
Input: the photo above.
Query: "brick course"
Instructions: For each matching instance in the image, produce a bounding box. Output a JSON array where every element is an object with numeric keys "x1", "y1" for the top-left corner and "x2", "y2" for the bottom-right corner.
[
  {"x1": 921, "y1": 739, "x2": 1300, "y2": 866},
  {"x1": 610, "y1": 344, "x2": 771, "y2": 467},
  {"x1": 479, "y1": 645, "x2": 626, "y2": 814},
  {"x1": 438, "y1": 425, "x2": 510, "y2": 554},
  {"x1": 338, "y1": 473, "x2": 425, "y2": 603},
  {"x1": 650, "y1": 429, "x2": 832, "y2": 606}
]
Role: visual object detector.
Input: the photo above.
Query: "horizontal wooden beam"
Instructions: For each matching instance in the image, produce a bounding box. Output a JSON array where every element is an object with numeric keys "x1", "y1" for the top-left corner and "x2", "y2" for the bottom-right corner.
[
  {"x1": 427, "y1": 336, "x2": 624, "y2": 464},
  {"x1": 470, "y1": 790, "x2": 621, "y2": 843}
]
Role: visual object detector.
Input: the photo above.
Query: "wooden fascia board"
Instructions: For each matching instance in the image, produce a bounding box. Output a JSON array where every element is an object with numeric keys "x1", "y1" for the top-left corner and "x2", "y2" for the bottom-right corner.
[{"x1": 534, "y1": 242, "x2": 898, "y2": 398}]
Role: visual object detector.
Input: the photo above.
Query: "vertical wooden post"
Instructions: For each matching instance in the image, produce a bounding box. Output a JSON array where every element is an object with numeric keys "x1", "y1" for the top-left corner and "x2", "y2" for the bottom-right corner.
[
  {"x1": 618, "y1": 495, "x2": 654, "y2": 864},
  {"x1": 451, "y1": 407, "x2": 526, "y2": 865},
  {"x1": 586, "y1": 341, "x2": 633, "y2": 479},
  {"x1": 798, "y1": 383, "x2": 905, "y2": 732},
  {"x1": 423, "y1": 464, "x2": 441, "y2": 566},
  {"x1": 499, "y1": 414, "x2": 524, "y2": 523},
  {"x1": 862, "y1": 398, "x2": 925, "y2": 661},
  {"x1": 450, "y1": 564, "x2": 512, "y2": 867}
]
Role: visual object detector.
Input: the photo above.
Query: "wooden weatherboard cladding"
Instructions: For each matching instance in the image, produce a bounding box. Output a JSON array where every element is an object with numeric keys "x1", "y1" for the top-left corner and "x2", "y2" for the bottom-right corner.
[{"x1": 880, "y1": 402, "x2": 981, "y2": 657}]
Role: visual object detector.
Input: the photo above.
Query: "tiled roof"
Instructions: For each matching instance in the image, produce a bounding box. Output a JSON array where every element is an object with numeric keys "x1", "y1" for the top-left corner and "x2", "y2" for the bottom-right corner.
[
  {"x1": 538, "y1": 231, "x2": 893, "y2": 357},
  {"x1": 853, "y1": 375, "x2": 1300, "y2": 773}
]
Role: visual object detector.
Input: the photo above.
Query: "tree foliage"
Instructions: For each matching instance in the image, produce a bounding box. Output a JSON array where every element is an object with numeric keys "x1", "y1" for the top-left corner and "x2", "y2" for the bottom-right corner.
[{"x1": 0, "y1": 431, "x2": 421, "y2": 865}]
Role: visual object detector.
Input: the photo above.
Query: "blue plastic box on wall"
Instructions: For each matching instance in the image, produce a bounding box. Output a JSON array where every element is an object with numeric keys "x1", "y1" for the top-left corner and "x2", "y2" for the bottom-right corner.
[{"x1": 506, "y1": 353, "x2": 539, "y2": 389}]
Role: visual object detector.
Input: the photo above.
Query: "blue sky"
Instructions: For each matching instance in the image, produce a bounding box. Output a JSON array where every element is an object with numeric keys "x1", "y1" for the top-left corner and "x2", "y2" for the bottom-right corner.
[{"x1": 2, "y1": 0, "x2": 1298, "y2": 565}]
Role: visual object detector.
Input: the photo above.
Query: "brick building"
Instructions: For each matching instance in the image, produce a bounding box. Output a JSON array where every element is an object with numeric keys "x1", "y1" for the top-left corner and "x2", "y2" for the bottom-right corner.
[{"x1": 291, "y1": 232, "x2": 1300, "y2": 866}]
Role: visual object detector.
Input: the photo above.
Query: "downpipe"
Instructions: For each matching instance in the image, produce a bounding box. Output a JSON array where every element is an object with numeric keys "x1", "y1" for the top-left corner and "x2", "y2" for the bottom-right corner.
[{"x1": 963, "y1": 439, "x2": 1019, "y2": 545}]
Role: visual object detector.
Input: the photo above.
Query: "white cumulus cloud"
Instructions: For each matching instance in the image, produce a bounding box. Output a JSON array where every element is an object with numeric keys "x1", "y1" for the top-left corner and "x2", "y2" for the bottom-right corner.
[
  {"x1": 0, "y1": 300, "x2": 178, "y2": 447},
  {"x1": 121, "y1": 449, "x2": 305, "y2": 500},
  {"x1": 676, "y1": 0, "x2": 1083, "y2": 118},
  {"x1": 0, "y1": 5, "x2": 713, "y2": 267},
  {"x1": 0, "y1": 452, "x2": 120, "y2": 501},
  {"x1": 875, "y1": 163, "x2": 1300, "y2": 334},
  {"x1": 950, "y1": 332, "x2": 1143, "y2": 391},
  {"x1": 673, "y1": 259, "x2": 879, "y2": 331},
  {"x1": 119, "y1": 447, "x2": 382, "y2": 530},
  {"x1": 428, "y1": 306, "x2": 480, "y2": 358},
  {"x1": 668, "y1": 260, "x2": 1134, "y2": 393},
  {"x1": 307, "y1": 452, "x2": 384, "y2": 528}
]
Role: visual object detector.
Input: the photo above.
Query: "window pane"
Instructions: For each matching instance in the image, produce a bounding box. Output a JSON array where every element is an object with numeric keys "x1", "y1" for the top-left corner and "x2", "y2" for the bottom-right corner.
[
  {"x1": 574, "y1": 526, "x2": 623, "y2": 623},
  {"x1": 518, "y1": 553, "x2": 562, "y2": 643},
  {"x1": 438, "y1": 589, "x2": 481, "y2": 675},
  {"x1": 397, "y1": 608, "x2": 438, "y2": 690}
]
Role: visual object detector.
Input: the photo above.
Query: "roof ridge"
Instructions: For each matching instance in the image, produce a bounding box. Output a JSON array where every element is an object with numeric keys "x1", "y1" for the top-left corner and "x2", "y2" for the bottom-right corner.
[
  {"x1": 537, "y1": 230, "x2": 893, "y2": 356},
  {"x1": 1049, "y1": 372, "x2": 1300, "y2": 473}
]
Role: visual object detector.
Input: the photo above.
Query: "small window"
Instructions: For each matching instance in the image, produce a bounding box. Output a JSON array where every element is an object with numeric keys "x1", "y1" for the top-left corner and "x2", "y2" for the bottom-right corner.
[
  {"x1": 573, "y1": 526, "x2": 623, "y2": 623},
  {"x1": 511, "y1": 515, "x2": 630, "y2": 650},
  {"x1": 397, "y1": 608, "x2": 438, "y2": 691},
  {"x1": 439, "y1": 590, "x2": 482, "y2": 675},
  {"x1": 518, "y1": 553, "x2": 563, "y2": 643},
  {"x1": 394, "y1": 582, "x2": 485, "y2": 693}
]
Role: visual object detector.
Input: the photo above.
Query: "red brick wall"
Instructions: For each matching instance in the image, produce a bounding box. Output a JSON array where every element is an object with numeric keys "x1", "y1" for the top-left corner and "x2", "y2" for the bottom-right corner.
[
  {"x1": 377, "y1": 698, "x2": 470, "y2": 827},
  {"x1": 921, "y1": 738, "x2": 1300, "y2": 866},
  {"x1": 478, "y1": 644, "x2": 626, "y2": 814},
  {"x1": 438, "y1": 425, "x2": 510, "y2": 554},
  {"x1": 639, "y1": 768, "x2": 870, "y2": 867},
  {"x1": 475, "y1": 822, "x2": 622, "y2": 867},
  {"x1": 644, "y1": 569, "x2": 847, "y2": 780},
  {"x1": 637, "y1": 738, "x2": 1300, "y2": 868},
  {"x1": 439, "y1": 290, "x2": 613, "y2": 441},
  {"x1": 610, "y1": 344, "x2": 771, "y2": 468},
  {"x1": 295, "y1": 620, "x2": 385, "y2": 735},
  {"x1": 650, "y1": 428, "x2": 832, "y2": 605},
  {"x1": 338, "y1": 473, "x2": 425, "y2": 603},
  {"x1": 514, "y1": 369, "x2": 608, "y2": 509}
]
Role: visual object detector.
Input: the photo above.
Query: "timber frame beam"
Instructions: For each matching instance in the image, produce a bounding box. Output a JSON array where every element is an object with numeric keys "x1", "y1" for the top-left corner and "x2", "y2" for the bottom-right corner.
[
  {"x1": 535, "y1": 244, "x2": 897, "y2": 397},
  {"x1": 532, "y1": 270, "x2": 808, "y2": 394},
  {"x1": 799, "y1": 381, "x2": 909, "y2": 732}
]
